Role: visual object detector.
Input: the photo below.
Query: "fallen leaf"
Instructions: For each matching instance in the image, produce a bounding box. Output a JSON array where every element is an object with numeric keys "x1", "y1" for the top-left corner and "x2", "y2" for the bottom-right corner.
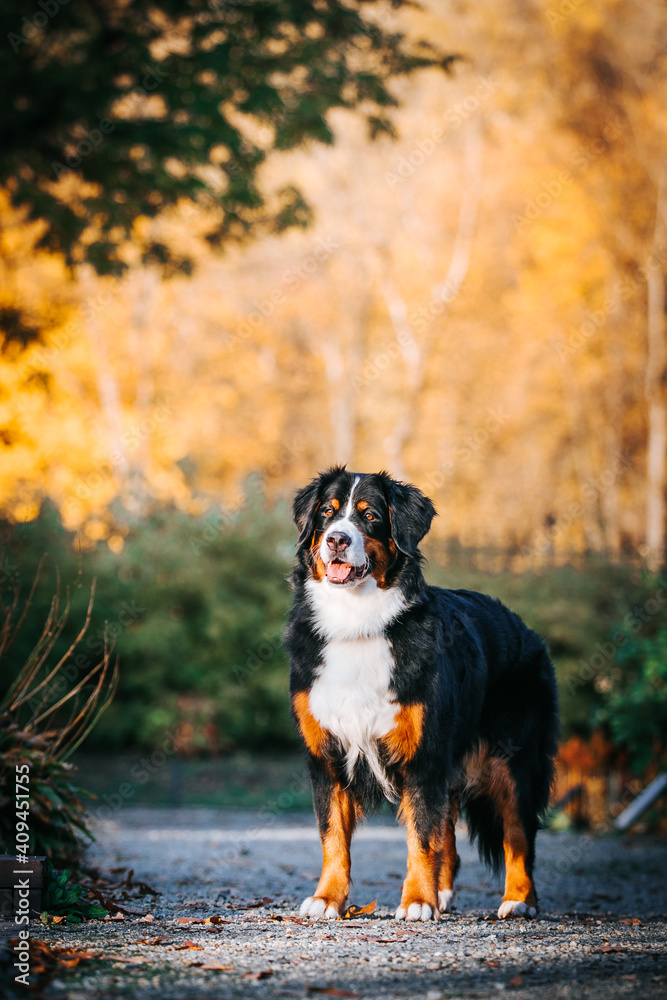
[
  {"x1": 51, "y1": 947, "x2": 98, "y2": 968},
  {"x1": 619, "y1": 918, "x2": 642, "y2": 925},
  {"x1": 87, "y1": 885, "x2": 148, "y2": 916},
  {"x1": 137, "y1": 937, "x2": 171, "y2": 946},
  {"x1": 232, "y1": 897, "x2": 274, "y2": 910},
  {"x1": 592, "y1": 946, "x2": 627, "y2": 954},
  {"x1": 243, "y1": 970, "x2": 273, "y2": 979},
  {"x1": 269, "y1": 914, "x2": 308, "y2": 924},
  {"x1": 508, "y1": 975, "x2": 523, "y2": 988},
  {"x1": 485, "y1": 960, "x2": 500, "y2": 968},
  {"x1": 199, "y1": 962, "x2": 235, "y2": 971},
  {"x1": 174, "y1": 941, "x2": 204, "y2": 951},
  {"x1": 177, "y1": 916, "x2": 232, "y2": 926},
  {"x1": 343, "y1": 900, "x2": 376, "y2": 919},
  {"x1": 105, "y1": 955, "x2": 149, "y2": 964},
  {"x1": 138, "y1": 914, "x2": 154, "y2": 923}
]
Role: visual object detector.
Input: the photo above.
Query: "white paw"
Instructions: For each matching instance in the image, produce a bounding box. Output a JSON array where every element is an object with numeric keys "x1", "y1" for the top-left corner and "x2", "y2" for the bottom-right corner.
[
  {"x1": 438, "y1": 889, "x2": 455, "y2": 913},
  {"x1": 299, "y1": 896, "x2": 340, "y2": 919},
  {"x1": 395, "y1": 902, "x2": 437, "y2": 922},
  {"x1": 497, "y1": 899, "x2": 537, "y2": 919}
]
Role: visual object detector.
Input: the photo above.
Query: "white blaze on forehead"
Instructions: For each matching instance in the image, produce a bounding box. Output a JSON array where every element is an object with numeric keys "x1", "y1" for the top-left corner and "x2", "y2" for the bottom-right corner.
[
  {"x1": 320, "y1": 474, "x2": 366, "y2": 569},
  {"x1": 343, "y1": 475, "x2": 361, "y2": 519}
]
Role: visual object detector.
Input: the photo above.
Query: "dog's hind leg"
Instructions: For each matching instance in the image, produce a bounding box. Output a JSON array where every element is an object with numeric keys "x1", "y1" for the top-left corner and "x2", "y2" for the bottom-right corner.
[
  {"x1": 437, "y1": 793, "x2": 460, "y2": 914},
  {"x1": 483, "y1": 758, "x2": 538, "y2": 919}
]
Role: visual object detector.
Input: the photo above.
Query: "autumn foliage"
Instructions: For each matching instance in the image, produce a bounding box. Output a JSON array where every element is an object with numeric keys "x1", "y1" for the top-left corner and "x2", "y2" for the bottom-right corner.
[{"x1": 1, "y1": 2, "x2": 667, "y2": 779}]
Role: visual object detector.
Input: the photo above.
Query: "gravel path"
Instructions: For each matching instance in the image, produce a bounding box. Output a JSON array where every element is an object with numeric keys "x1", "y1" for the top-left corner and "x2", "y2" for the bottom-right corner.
[{"x1": 4, "y1": 807, "x2": 667, "y2": 998}]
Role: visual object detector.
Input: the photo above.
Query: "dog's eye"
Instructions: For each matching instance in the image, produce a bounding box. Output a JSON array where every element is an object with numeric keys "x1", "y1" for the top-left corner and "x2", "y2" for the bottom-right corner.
[
  {"x1": 364, "y1": 510, "x2": 374, "y2": 521},
  {"x1": 322, "y1": 506, "x2": 334, "y2": 517}
]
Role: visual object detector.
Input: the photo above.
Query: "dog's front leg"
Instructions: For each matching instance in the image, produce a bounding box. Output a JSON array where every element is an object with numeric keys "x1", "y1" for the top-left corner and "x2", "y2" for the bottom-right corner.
[
  {"x1": 395, "y1": 784, "x2": 442, "y2": 922},
  {"x1": 300, "y1": 769, "x2": 357, "y2": 919}
]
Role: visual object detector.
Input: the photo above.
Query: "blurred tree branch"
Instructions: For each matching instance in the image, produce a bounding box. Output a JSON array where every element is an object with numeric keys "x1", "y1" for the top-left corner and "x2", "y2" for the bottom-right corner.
[{"x1": 0, "y1": 0, "x2": 456, "y2": 277}]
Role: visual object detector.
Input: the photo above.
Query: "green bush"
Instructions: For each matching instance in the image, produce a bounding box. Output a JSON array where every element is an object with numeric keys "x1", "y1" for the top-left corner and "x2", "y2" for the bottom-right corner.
[
  {"x1": 0, "y1": 488, "x2": 295, "y2": 752},
  {"x1": 594, "y1": 627, "x2": 667, "y2": 771}
]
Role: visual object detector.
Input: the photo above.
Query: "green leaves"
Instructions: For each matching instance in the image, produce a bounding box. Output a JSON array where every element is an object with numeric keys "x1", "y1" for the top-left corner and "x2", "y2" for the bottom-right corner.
[
  {"x1": 0, "y1": 0, "x2": 453, "y2": 274},
  {"x1": 41, "y1": 861, "x2": 109, "y2": 924},
  {"x1": 596, "y1": 625, "x2": 667, "y2": 771}
]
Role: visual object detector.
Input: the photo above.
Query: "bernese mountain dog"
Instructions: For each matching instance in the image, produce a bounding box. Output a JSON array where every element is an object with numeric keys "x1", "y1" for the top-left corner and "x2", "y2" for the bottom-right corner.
[{"x1": 284, "y1": 466, "x2": 559, "y2": 922}]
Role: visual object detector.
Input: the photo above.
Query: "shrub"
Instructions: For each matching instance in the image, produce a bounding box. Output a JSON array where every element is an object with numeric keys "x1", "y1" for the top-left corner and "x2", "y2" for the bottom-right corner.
[
  {"x1": 0, "y1": 488, "x2": 295, "y2": 752},
  {"x1": 0, "y1": 563, "x2": 117, "y2": 865},
  {"x1": 594, "y1": 627, "x2": 667, "y2": 772}
]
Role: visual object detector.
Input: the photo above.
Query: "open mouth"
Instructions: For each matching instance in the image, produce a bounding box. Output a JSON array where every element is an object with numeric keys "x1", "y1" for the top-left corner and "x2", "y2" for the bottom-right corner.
[{"x1": 325, "y1": 560, "x2": 367, "y2": 585}]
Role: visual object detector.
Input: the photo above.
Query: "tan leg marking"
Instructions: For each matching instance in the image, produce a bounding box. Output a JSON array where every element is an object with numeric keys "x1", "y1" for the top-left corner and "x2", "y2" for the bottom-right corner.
[
  {"x1": 300, "y1": 784, "x2": 357, "y2": 918},
  {"x1": 395, "y1": 793, "x2": 441, "y2": 921},
  {"x1": 382, "y1": 703, "x2": 424, "y2": 763},
  {"x1": 292, "y1": 691, "x2": 328, "y2": 757},
  {"x1": 470, "y1": 755, "x2": 537, "y2": 918}
]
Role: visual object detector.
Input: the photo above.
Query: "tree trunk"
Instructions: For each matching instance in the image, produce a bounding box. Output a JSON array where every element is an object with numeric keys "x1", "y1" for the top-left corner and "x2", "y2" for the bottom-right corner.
[
  {"x1": 78, "y1": 265, "x2": 131, "y2": 500},
  {"x1": 645, "y1": 172, "x2": 667, "y2": 572},
  {"x1": 380, "y1": 122, "x2": 483, "y2": 478}
]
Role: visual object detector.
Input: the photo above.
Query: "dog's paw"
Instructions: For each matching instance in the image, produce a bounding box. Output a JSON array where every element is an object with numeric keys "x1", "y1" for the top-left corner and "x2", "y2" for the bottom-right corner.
[
  {"x1": 395, "y1": 901, "x2": 438, "y2": 922},
  {"x1": 497, "y1": 899, "x2": 537, "y2": 919},
  {"x1": 299, "y1": 896, "x2": 341, "y2": 919},
  {"x1": 438, "y1": 889, "x2": 455, "y2": 913}
]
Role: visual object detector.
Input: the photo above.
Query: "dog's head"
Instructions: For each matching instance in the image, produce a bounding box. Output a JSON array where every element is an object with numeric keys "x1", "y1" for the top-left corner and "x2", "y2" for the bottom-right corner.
[{"x1": 292, "y1": 466, "x2": 436, "y2": 589}]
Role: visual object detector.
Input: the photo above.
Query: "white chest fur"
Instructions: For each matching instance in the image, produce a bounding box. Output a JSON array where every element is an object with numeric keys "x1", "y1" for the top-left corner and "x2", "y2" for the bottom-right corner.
[
  {"x1": 304, "y1": 575, "x2": 407, "y2": 640},
  {"x1": 309, "y1": 635, "x2": 399, "y2": 798},
  {"x1": 305, "y1": 578, "x2": 407, "y2": 799}
]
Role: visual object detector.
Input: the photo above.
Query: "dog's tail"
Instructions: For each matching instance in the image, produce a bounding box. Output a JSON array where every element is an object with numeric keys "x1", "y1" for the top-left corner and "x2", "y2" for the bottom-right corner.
[{"x1": 461, "y1": 794, "x2": 505, "y2": 875}]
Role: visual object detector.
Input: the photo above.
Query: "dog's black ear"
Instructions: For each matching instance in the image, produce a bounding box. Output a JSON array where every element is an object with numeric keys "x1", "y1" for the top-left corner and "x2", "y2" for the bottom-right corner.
[
  {"x1": 292, "y1": 477, "x2": 322, "y2": 549},
  {"x1": 383, "y1": 476, "x2": 436, "y2": 557}
]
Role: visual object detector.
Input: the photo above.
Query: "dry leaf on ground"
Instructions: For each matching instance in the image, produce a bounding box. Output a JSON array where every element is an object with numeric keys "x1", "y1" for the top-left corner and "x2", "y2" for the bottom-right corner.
[{"x1": 343, "y1": 900, "x2": 376, "y2": 919}]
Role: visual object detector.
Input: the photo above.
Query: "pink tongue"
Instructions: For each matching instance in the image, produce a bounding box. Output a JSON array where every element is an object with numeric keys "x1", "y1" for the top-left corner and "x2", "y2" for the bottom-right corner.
[{"x1": 326, "y1": 562, "x2": 353, "y2": 583}]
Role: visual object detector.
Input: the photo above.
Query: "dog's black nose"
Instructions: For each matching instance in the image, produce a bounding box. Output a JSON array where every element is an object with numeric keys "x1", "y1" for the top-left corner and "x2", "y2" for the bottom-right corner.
[{"x1": 327, "y1": 531, "x2": 351, "y2": 553}]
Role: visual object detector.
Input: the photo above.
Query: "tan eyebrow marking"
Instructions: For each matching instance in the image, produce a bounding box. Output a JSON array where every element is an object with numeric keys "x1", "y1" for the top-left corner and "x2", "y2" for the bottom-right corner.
[
  {"x1": 330, "y1": 498, "x2": 340, "y2": 510},
  {"x1": 357, "y1": 500, "x2": 370, "y2": 510}
]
